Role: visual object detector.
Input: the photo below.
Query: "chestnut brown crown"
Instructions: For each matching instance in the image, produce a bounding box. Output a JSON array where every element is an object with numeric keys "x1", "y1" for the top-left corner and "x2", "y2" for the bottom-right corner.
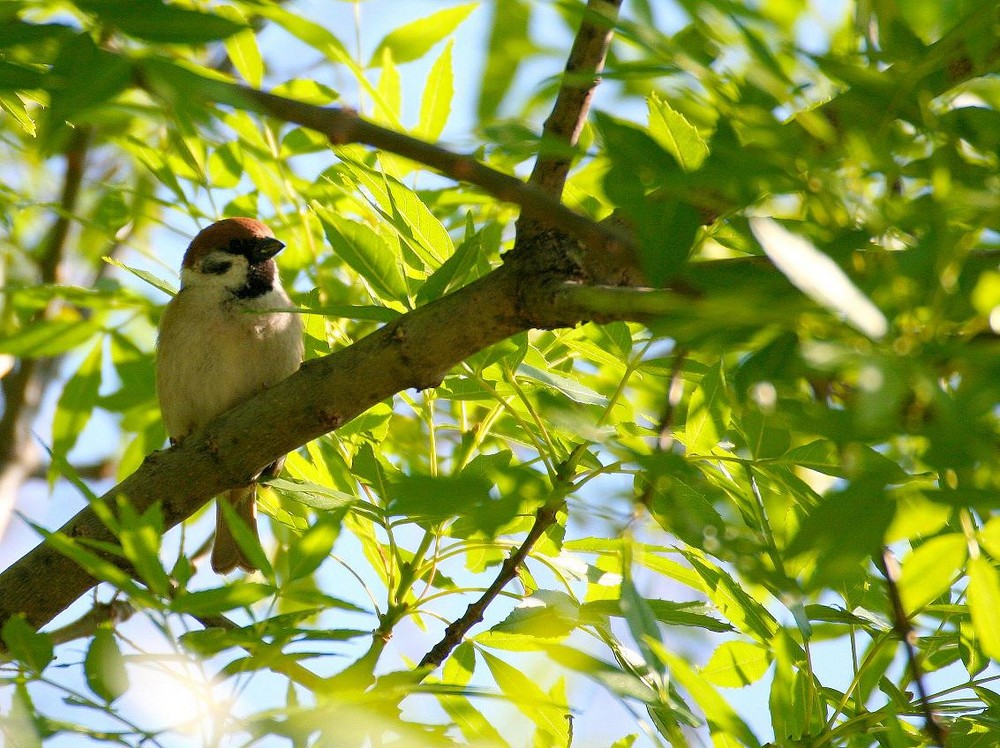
[{"x1": 182, "y1": 217, "x2": 278, "y2": 269}]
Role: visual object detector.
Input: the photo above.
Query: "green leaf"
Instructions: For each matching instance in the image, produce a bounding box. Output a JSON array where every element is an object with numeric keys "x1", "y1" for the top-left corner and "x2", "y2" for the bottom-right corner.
[
  {"x1": 684, "y1": 359, "x2": 730, "y2": 452},
  {"x1": 316, "y1": 205, "x2": 408, "y2": 303},
  {"x1": 0, "y1": 60, "x2": 44, "y2": 90},
  {"x1": 779, "y1": 439, "x2": 909, "y2": 483},
  {"x1": 437, "y1": 695, "x2": 508, "y2": 746},
  {"x1": 369, "y1": 4, "x2": 477, "y2": 67},
  {"x1": 581, "y1": 599, "x2": 733, "y2": 633},
  {"x1": 375, "y1": 47, "x2": 401, "y2": 123},
  {"x1": 787, "y1": 485, "x2": 895, "y2": 587},
  {"x1": 221, "y1": 7, "x2": 263, "y2": 87},
  {"x1": 898, "y1": 534, "x2": 967, "y2": 615},
  {"x1": 416, "y1": 222, "x2": 497, "y2": 304},
  {"x1": 644, "y1": 453, "x2": 726, "y2": 551},
  {"x1": 701, "y1": 640, "x2": 772, "y2": 688},
  {"x1": 28, "y1": 523, "x2": 157, "y2": 606},
  {"x1": 1, "y1": 616, "x2": 53, "y2": 674},
  {"x1": 477, "y1": 0, "x2": 532, "y2": 120},
  {"x1": 387, "y1": 473, "x2": 504, "y2": 527},
  {"x1": 84, "y1": 627, "x2": 129, "y2": 703},
  {"x1": 620, "y1": 568, "x2": 665, "y2": 676},
  {"x1": 595, "y1": 111, "x2": 698, "y2": 281},
  {"x1": 540, "y1": 643, "x2": 659, "y2": 703},
  {"x1": 0, "y1": 91, "x2": 36, "y2": 136},
  {"x1": 417, "y1": 40, "x2": 454, "y2": 141},
  {"x1": 103, "y1": 256, "x2": 177, "y2": 297},
  {"x1": 251, "y1": 4, "x2": 351, "y2": 62},
  {"x1": 336, "y1": 156, "x2": 454, "y2": 267},
  {"x1": 968, "y1": 557, "x2": 1000, "y2": 661},
  {"x1": 117, "y1": 499, "x2": 170, "y2": 597},
  {"x1": 46, "y1": 34, "x2": 131, "y2": 124},
  {"x1": 50, "y1": 339, "x2": 103, "y2": 468},
  {"x1": 516, "y1": 364, "x2": 609, "y2": 406},
  {"x1": 287, "y1": 515, "x2": 340, "y2": 581},
  {"x1": 648, "y1": 639, "x2": 762, "y2": 747},
  {"x1": 171, "y1": 583, "x2": 274, "y2": 617},
  {"x1": 647, "y1": 93, "x2": 709, "y2": 171},
  {"x1": 479, "y1": 649, "x2": 569, "y2": 742},
  {"x1": 491, "y1": 590, "x2": 579, "y2": 639},
  {"x1": 0, "y1": 318, "x2": 101, "y2": 357},
  {"x1": 682, "y1": 549, "x2": 779, "y2": 642},
  {"x1": 7, "y1": 682, "x2": 41, "y2": 747},
  {"x1": 75, "y1": 0, "x2": 245, "y2": 44}
]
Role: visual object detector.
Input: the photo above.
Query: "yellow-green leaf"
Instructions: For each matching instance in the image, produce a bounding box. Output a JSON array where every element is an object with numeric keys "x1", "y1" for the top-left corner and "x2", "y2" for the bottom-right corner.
[
  {"x1": 84, "y1": 627, "x2": 129, "y2": 703},
  {"x1": 701, "y1": 640, "x2": 772, "y2": 687},
  {"x1": 480, "y1": 649, "x2": 568, "y2": 741},
  {"x1": 369, "y1": 4, "x2": 477, "y2": 67},
  {"x1": 649, "y1": 638, "x2": 762, "y2": 747},
  {"x1": 685, "y1": 359, "x2": 730, "y2": 453},
  {"x1": 51, "y1": 339, "x2": 103, "y2": 468},
  {"x1": 647, "y1": 93, "x2": 708, "y2": 171},
  {"x1": 898, "y1": 533, "x2": 966, "y2": 615},
  {"x1": 417, "y1": 40, "x2": 453, "y2": 141},
  {"x1": 968, "y1": 557, "x2": 1000, "y2": 661},
  {"x1": 221, "y1": 8, "x2": 263, "y2": 87}
]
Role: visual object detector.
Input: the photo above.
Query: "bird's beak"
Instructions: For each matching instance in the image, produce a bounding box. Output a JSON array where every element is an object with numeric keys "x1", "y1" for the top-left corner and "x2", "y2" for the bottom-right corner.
[{"x1": 249, "y1": 237, "x2": 285, "y2": 264}]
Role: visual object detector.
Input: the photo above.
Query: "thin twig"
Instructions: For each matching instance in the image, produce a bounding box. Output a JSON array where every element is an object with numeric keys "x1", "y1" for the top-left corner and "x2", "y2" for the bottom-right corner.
[
  {"x1": 417, "y1": 2, "x2": 624, "y2": 672},
  {"x1": 132, "y1": 68, "x2": 634, "y2": 260},
  {"x1": 419, "y1": 447, "x2": 586, "y2": 669},
  {"x1": 876, "y1": 548, "x2": 948, "y2": 746}
]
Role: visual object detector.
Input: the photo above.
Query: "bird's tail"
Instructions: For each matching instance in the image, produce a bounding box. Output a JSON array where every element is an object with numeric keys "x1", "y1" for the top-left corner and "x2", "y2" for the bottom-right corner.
[{"x1": 211, "y1": 485, "x2": 260, "y2": 574}]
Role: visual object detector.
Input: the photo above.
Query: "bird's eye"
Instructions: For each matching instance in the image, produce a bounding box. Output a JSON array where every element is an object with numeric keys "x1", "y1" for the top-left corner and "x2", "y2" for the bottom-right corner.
[
  {"x1": 202, "y1": 257, "x2": 233, "y2": 275},
  {"x1": 228, "y1": 238, "x2": 253, "y2": 253}
]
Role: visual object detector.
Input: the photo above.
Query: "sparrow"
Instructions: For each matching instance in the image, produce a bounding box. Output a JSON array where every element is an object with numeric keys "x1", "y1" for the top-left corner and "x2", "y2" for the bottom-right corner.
[{"x1": 156, "y1": 217, "x2": 304, "y2": 573}]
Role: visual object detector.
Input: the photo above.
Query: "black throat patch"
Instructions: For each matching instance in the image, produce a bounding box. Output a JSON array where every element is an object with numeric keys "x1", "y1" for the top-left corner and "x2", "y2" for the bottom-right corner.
[{"x1": 232, "y1": 261, "x2": 276, "y2": 299}]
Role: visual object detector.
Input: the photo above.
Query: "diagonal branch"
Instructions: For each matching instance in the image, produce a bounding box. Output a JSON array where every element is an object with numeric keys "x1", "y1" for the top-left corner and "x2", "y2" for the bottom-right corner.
[
  {"x1": 1, "y1": 3, "x2": 639, "y2": 633},
  {"x1": 0, "y1": 250, "x2": 637, "y2": 634},
  {"x1": 876, "y1": 549, "x2": 947, "y2": 746},
  {"x1": 135, "y1": 66, "x2": 635, "y2": 264},
  {"x1": 419, "y1": 445, "x2": 588, "y2": 669}
]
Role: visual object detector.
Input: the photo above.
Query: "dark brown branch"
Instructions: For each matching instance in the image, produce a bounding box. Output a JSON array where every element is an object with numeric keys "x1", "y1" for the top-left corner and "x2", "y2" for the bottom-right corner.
[
  {"x1": 876, "y1": 549, "x2": 947, "y2": 746},
  {"x1": 246, "y1": 86, "x2": 632, "y2": 258},
  {"x1": 419, "y1": 447, "x2": 586, "y2": 669},
  {"x1": 417, "y1": 2, "x2": 624, "y2": 672}
]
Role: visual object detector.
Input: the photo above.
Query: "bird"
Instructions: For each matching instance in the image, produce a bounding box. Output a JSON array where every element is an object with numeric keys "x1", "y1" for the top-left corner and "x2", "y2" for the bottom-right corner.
[{"x1": 156, "y1": 217, "x2": 304, "y2": 573}]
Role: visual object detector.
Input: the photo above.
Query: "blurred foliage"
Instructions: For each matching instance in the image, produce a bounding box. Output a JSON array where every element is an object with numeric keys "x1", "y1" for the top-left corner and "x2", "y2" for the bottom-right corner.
[{"x1": 2, "y1": 0, "x2": 1000, "y2": 746}]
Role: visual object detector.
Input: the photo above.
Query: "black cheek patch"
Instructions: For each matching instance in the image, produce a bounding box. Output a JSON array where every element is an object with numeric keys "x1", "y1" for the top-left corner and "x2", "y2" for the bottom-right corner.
[{"x1": 202, "y1": 258, "x2": 233, "y2": 275}]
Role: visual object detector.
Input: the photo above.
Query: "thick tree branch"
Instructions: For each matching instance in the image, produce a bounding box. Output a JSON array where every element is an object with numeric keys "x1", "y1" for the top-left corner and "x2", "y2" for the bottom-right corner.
[{"x1": 0, "y1": 254, "x2": 611, "y2": 632}]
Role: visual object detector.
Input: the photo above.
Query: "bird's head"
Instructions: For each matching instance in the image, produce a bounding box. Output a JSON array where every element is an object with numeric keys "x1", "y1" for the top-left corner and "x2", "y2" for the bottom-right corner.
[{"x1": 180, "y1": 217, "x2": 287, "y2": 299}]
